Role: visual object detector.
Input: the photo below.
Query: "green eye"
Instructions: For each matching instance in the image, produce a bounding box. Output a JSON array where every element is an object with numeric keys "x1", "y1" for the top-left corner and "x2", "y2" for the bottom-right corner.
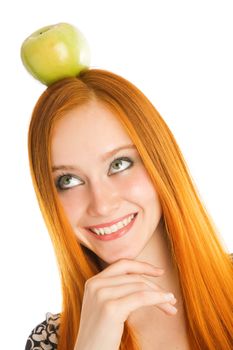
[
  {"x1": 55, "y1": 157, "x2": 134, "y2": 192},
  {"x1": 109, "y1": 157, "x2": 133, "y2": 174},
  {"x1": 56, "y1": 174, "x2": 82, "y2": 190}
]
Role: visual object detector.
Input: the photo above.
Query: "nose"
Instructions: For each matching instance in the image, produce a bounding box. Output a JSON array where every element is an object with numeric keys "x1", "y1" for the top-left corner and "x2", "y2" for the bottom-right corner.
[{"x1": 86, "y1": 179, "x2": 120, "y2": 217}]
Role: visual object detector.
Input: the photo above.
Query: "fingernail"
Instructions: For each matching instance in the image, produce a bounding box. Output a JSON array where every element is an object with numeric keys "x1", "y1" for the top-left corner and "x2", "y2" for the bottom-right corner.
[
  {"x1": 170, "y1": 306, "x2": 178, "y2": 313},
  {"x1": 164, "y1": 293, "x2": 175, "y2": 300}
]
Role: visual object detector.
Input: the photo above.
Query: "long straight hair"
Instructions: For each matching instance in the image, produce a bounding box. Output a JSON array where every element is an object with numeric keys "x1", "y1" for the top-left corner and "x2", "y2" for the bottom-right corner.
[{"x1": 28, "y1": 69, "x2": 233, "y2": 350}]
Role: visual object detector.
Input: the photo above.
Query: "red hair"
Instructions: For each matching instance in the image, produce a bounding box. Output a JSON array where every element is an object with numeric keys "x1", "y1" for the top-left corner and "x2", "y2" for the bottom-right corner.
[{"x1": 28, "y1": 69, "x2": 233, "y2": 349}]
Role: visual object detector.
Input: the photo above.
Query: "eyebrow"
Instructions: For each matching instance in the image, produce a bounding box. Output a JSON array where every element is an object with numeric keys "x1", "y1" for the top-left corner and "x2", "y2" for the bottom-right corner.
[{"x1": 51, "y1": 144, "x2": 136, "y2": 172}]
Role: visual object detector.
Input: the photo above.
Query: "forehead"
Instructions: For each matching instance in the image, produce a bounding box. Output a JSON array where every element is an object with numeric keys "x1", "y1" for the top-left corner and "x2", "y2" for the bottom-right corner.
[{"x1": 51, "y1": 100, "x2": 133, "y2": 160}]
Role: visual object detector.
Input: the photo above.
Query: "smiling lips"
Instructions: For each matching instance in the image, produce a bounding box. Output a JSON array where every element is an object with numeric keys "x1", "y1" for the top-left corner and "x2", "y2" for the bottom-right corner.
[
  {"x1": 86, "y1": 212, "x2": 138, "y2": 240},
  {"x1": 85, "y1": 212, "x2": 138, "y2": 236}
]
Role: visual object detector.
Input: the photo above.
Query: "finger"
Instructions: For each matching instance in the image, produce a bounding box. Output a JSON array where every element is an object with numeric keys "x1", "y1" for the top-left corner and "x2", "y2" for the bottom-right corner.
[
  {"x1": 98, "y1": 258, "x2": 164, "y2": 278},
  {"x1": 116, "y1": 290, "x2": 177, "y2": 320},
  {"x1": 97, "y1": 273, "x2": 176, "y2": 304},
  {"x1": 95, "y1": 282, "x2": 163, "y2": 301},
  {"x1": 96, "y1": 283, "x2": 177, "y2": 315},
  {"x1": 157, "y1": 302, "x2": 178, "y2": 315},
  {"x1": 96, "y1": 274, "x2": 163, "y2": 291}
]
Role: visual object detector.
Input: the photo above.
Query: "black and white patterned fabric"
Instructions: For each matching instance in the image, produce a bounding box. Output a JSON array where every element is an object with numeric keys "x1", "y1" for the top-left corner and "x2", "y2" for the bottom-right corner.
[{"x1": 25, "y1": 312, "x2": 60, "y2": 350}]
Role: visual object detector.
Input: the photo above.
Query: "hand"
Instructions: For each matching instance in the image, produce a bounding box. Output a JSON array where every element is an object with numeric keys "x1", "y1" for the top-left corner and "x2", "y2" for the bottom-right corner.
[{"x1": 74, "y1": 258, "x2": 177, "y2": 350}]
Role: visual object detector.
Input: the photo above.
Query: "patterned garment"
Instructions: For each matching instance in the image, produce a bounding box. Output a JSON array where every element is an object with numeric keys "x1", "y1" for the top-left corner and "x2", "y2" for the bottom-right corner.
[
  {"x1": 25, "y1": 312, "x2": 60, "y2": 350},
  {"x1": 25, "y1": 254, "x2": 233, "y2": 349}
]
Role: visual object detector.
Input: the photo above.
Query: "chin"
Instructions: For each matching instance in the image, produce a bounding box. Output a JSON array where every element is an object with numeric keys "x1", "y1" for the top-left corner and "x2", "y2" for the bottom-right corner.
[{"x1": 102, "y1": 251, "x2": 139, "y2": 267}]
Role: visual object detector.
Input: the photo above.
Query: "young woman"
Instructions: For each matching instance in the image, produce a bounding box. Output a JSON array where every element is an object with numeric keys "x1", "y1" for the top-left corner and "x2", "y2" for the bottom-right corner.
[{"x1": 25, "y1": 69, "x2": 233, "y2": 350}]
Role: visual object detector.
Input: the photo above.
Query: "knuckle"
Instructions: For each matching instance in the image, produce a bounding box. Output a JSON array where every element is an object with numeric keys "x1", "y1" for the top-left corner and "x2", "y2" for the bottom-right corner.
[
  {"x1": 102, "y1": 300, "x2": 117, "y2": 316},
  {"x1": 84, "y1": 279, "x2": 90, "y2": 290},
  {"x1": 136, "y1": 282, "x2": 149, "y2": 290},
  {"x1": 135, "y1": 275, "x2": 153, "y2": 286},
  {"x1": 84, "y1": 277, "x2": 97, "y2": 293},
  {"x1": 139, "y1": 275, "x2": 158, "y2": 290},
  {"x1": 95, "y1": 288, "x2": 106, "y2": 303},
  {"x1": 137, "y1": 290, "x2": 150, "y2": 299},
  {"x1": 137, "y1": 274, "x2": 146, "y2": 282},
  {"x1": 116, "y1": 258, "x2": 130, "y2": 266}
]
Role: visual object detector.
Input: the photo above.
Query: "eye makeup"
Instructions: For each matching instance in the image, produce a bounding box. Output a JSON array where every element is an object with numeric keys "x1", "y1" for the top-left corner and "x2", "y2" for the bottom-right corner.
[{"x1": 54, "y1": 155, "x2": 134, "y2": 192}]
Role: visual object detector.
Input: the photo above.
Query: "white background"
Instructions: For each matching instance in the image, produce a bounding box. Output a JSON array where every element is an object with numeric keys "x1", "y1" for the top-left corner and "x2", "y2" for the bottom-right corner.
[{"x1": 1, "y1": 1, "x2": 232, "y2": 348}]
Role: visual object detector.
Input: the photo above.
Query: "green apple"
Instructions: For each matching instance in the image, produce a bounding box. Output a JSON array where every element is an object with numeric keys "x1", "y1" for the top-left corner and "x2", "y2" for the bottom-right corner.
[{"x1": 20, "y1": 22, "x2": 91, "y2": 86}]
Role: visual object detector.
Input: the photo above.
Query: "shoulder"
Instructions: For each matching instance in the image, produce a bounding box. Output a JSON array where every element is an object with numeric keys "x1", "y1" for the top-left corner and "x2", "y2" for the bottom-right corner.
[{"x1": 25, "y1": 312, "x2": 61, "y2": 350}]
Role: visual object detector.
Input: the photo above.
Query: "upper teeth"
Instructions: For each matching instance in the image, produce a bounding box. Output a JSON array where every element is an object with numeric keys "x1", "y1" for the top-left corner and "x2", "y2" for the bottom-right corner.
[{"x1": 90, "y1": 214, "x2": 135, "y2": 235}]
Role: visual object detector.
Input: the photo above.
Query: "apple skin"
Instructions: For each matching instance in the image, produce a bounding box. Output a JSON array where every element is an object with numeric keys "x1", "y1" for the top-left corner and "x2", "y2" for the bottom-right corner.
[{"x1": 20, "y1": 22, "x2": 91, "y2": 86}]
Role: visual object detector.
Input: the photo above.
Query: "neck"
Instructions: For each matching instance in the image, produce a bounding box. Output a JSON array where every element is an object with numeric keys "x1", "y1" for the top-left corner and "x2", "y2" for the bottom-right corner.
[{"x1": 134, "y1": 217, "x2": 181, "y2": 297}]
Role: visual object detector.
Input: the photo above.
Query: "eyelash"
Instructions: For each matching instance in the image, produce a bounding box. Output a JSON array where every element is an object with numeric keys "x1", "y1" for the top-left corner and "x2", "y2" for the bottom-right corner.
[{"x1": 55, "y1": 156, "x2": 134, "y2": 192}]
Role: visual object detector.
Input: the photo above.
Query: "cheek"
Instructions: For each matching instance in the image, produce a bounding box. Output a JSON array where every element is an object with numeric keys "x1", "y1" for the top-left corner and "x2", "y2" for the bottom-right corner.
[
  {"x1": 126, "y1": 169, "x2": 163, "y2": 231},
  {"x1": 57, "y1": 191, "x2": 85, "y2": 225},
  {"x1": 122, "y1": 167, "x2": 161, "y2": 208},
  {"x1": 57, "y1": 167, "x2": 161, "y2": 224}
]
